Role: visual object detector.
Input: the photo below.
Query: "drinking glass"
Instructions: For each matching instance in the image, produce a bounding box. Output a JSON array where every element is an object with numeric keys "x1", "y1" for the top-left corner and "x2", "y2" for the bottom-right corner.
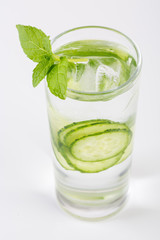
[{"x1": 45, "y1": 26, "x2": 142, "y2": 220}]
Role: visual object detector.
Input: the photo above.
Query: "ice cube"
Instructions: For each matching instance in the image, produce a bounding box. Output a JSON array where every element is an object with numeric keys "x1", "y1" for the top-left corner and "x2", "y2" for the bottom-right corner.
[
  {"x1": 68, "y1": 56, "x2": 129, "y2": 92},
  {"x1": 96, "y1": 64, "x2": 120, "y2": 92},
  {"x1": 79, "y1": 64, "x2": 97, "y2": 92}
]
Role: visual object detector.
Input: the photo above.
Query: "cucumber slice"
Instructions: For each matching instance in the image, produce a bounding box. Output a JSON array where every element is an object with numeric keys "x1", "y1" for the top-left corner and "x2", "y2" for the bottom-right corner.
[
  {"x1": 116, "y1": 137, "x2": 133, "y2": 164},
  {"x1": 54, "y1": 147, "x2": 75, "y2": 171},
  {"x1": 74, "y1": 154, "x2": 122, "y2": 173},
  {"x1": 71, "y1": 129, "x2": 131, "y2": 162},
  {"x1": 61, "y1": 146, "x2": 122, "y2": 173},
  {"x1": 65, "y1": 122, "x2": 128, "y2": 146},
  {"x1": 50, "y1": 135, "x2": 75, "y2": 171},
  {"x1": 58, "y1": 119, "x2": 111, "y2": 145}
]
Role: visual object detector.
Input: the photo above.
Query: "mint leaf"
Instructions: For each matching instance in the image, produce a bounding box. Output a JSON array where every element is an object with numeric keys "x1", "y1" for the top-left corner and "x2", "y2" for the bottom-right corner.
[
  {"x1": 76, "y1": 63, "x2": 86, "y2": 81},
  {"x1": 32, "y1": 57, "x2": 54, "y2": 87},
  {"x1": 67, "y1": 62, "x2": 76, "y2": 81},
  {"x1": 47, "y1": 57, "x2": 68, "y2": 99},
  {"x1": 68, "y1": 62, "x2": 76, "y2": 73},
  {"x1": 89, "y1": 59, "x2": 99, "y2": 68},
  {"x1": 16, "y1": 25, "x2": 52, "y2": 62}
]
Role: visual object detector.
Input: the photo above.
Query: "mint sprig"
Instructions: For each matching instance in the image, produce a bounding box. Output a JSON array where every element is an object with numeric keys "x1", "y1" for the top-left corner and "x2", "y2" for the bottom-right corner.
[{"x1": 16, "y1": 24, "x2": 87, "y2": 99}]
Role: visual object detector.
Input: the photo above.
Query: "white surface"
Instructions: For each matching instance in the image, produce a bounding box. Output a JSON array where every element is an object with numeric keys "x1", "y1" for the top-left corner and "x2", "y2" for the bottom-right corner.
[{"x1": 1, "y1": 0, "x2": 160, "y2": 239}]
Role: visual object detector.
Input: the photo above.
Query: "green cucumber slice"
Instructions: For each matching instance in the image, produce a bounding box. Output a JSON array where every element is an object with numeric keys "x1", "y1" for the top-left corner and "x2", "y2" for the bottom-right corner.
[
  {"x1": 71, "y1": 129, "x2": 131, "y2": 162},
  {"x1": 54, "y1": 147, "x2": 75, "y2": 171},
  {"x1": 50, "y1": 136, "x2": 75, "y2": 171},
  {"x1": 65, "y1": 122, "x2": 128, "y2": 146},
  {"x1": 58, "y1": 119, "x2": 112, "y2": 145},
  {"x1": 61, "y1": 146, "x2": 122, "y2": 173},
  {"x1": 116, "y1": 137, "x2": 133, "y2": 165}
]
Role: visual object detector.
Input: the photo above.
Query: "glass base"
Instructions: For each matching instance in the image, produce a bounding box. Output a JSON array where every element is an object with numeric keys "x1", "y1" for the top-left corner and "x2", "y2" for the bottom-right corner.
[
  {"x1": 56, "y1": 184, "x2": 128, "y2": 220},
  {"x1": 54, "y1": 157, "x2": 131, "y2": 220}
]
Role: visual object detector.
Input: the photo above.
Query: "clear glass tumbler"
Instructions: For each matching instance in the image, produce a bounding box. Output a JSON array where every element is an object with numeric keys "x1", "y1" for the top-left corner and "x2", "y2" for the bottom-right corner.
[{"x1": 45, "y1": 26, "x2": 142, "y2": 220}]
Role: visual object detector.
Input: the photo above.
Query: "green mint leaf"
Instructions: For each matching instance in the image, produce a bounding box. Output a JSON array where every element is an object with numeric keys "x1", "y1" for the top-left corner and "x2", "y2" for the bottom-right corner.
[
  {"x1": 16, "y1": 25, "x2": 52, "y2": 62},
  {"x1": 47, "y1": 57, "x2": 68, "y2": 99},
  {"x1": 68, "y1": 62, "x2": 76, "y2": 73},
  {"x1": 32, "y1": 57, "x2": 54, "y2": 87},
  {"x1": 67, "y1": 62, "x2": 76, "y2": 80},
  {"x1": 76, "y1": 63, "x2": 86, "y2": 81},
  {"x1": 88, "y1": 59, "x2": 99, "y2": 68}
]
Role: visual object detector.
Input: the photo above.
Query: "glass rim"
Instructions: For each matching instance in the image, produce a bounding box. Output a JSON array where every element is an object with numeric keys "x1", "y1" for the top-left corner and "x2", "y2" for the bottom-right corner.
[{"x1": 52, "y1": 25, "x2": 142, "y2": 99}]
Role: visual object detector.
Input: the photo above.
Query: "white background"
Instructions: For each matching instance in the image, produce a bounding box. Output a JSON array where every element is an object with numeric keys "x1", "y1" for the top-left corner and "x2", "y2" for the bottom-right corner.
[{"x1": 1, "y1": 0, "x2": 160, "y2": 239}]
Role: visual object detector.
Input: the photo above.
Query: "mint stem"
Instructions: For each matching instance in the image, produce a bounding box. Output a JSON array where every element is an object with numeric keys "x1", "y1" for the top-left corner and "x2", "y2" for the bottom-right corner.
[
  {"x1": 52, "y1": 53, "x2": 60, "y2": 61},
  {"x1": 53, "y1": 53, "x2": 88, "y2": 63},
  {"x1": 68, "y1": 58, "x2": 88, "y2": 63}
]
